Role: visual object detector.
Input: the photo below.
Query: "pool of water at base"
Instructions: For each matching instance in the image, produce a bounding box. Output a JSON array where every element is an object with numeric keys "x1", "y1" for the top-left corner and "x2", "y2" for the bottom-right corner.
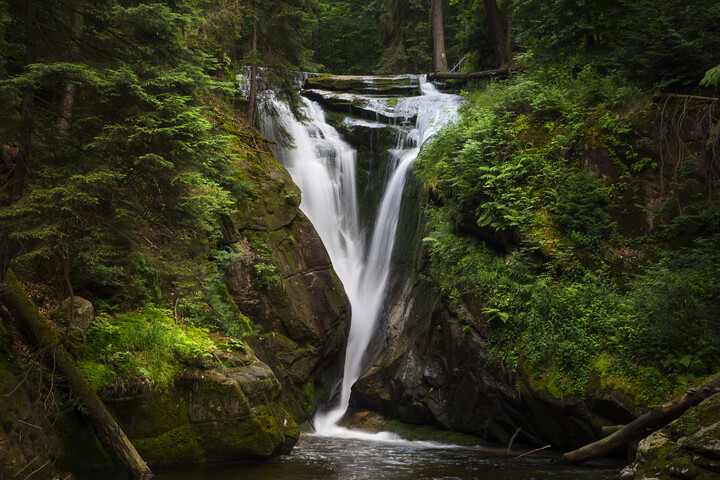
[{"x1": 78, "y1": 433, "x2": 623, "y2": 480}]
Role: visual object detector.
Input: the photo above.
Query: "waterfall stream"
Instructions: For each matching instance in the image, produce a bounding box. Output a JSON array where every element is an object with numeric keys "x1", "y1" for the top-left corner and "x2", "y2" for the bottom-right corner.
[{"x1": 260, "y1": 76, "x2": 461, "y2": 433}]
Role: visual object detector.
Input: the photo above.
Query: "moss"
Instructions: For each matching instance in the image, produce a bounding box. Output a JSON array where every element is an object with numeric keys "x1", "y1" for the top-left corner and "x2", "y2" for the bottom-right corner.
[
  {"x1": 78, "y1": 359, "x2": 115, "y2": 391},
  {"x1": 194, "y1": 407, "x2": 283, "y2": 459},
  {"x1": 134, "y1": 425, "x2": 204, "y2": 465},
  {"x1": 383, "y1": 420, "x2": 491, "y2": 446}
]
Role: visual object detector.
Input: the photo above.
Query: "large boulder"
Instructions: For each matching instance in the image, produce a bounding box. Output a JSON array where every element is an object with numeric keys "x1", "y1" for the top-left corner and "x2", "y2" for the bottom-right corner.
[
  {"x1": 60, "y1": 348, "x2": 299, "y2": 471},
  {"x1": 621, "y1": 393, "x2": 720, "y2": 480},
  {"x1": 53, "y1": 296, "x2": 95, "y2": 330}
]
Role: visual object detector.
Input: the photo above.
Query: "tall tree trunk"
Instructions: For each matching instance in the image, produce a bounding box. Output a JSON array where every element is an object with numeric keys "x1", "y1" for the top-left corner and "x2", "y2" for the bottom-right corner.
[
  {"x1": 505, "y1": 0, "x2": 513, "y2": 65},
  {"x1": 312, "y1": 26, "x2": 320, "y2": 64},
  {"x1": 58, "y1": 0, "x2": 84, "y2": 135},
  {"x1": 247, "y1": 1, "x2": 258, "y2": 125},
  {"x1": 0, "y1": 269, "x2": 152, "y2": 479},
  {"x1": 15, "y1": 0, "x2": 37, "y2": 199},
  {"x1": 432, "y1": 0, "x2": 448, "y2": 72},
  {"x1": 4, "y1": 0, "x2": 38, "y2": 278},
  {"x1": 483, "y1": 0, "x2": 512, "y2": 68}
]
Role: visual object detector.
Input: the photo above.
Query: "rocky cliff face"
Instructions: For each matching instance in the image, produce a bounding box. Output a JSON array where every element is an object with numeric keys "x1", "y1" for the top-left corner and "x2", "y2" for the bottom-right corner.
[
  {"x1": 224, "y1": 156, "x2": 350, "y2": 422},
  {"x1": 0, "y1": 143, "x2": 350, "y2": 476},
  {"x1": 350, "y1": 173, "x2": 640, "y2": 449}
]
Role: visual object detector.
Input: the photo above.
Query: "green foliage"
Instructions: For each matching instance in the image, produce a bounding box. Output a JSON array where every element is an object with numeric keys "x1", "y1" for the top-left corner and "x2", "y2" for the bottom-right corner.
[
  {"x1": 514, "y1": 0, "x2": 720, "y2": 88},
  {"x1": 620, "y1": 235, "x2": 720, "y2": 384},
  {"x1": 316, "y1": 0, "x2": 381, "y2": 74},
  {"x1": 80, "y1": 306, "x2": 215, "y2": 390},
  {"x1": 417, "y1": 68, "x2": 635, "y2": 254},
  {"x1": 0, "y1": 0, "x2": 256, "y2": 309},
  {"x1": 417, "y1": 70, "x2": 720, "y2": 403},
  {"x1": 246, "y1": 233, "x2": 283, "y2": 290},
  {"x1": 553, "y1": 172, "x2": 617, "y2": 252},
  {"x1": 701, "y1": 65, "x2": 720, "y2": 88}
]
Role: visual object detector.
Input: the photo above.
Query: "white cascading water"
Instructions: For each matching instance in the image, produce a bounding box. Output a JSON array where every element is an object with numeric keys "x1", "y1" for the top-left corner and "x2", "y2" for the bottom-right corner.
[{"x1": 259, "y1": 77, "x2": 460, "y2": 435}]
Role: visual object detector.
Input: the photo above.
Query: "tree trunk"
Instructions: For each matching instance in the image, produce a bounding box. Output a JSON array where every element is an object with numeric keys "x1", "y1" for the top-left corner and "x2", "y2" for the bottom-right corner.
[
  {"x1": 4, "y1": 0, "x2": 37, "y2": 275},
  {"x1": 0, "y1": 269, "x2": 152, "y2": 479},
  {"x1": 483, "y1": 0, "x2": 511, "y2": 68},
  {"x1": 312, "y1": 26, "x2": 320, "y2": 64},
  {"x1": 58, "y1": 0, "x2": 85, "y2": 135},
  {"x1": 432, "y1": 0, "x2": 447, "y2": 72},
  {"x1": 247, "y1": 1, "x2": 258, "y2": 125},
  {"x1": 558, "y1": 372, "x2": 720, "y2": 465},
  {"x1": 15, "y1": 0, "x2": 37, "y2": 199}
]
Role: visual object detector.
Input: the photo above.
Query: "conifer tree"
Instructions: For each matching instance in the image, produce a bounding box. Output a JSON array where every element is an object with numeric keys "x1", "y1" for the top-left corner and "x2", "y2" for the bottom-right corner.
[{"x1": 0, "y1": 0, "x2": 239, "y2": 304}]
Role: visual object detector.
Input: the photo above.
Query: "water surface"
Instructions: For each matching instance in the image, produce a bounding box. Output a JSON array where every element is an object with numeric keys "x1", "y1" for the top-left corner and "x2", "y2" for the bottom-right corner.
[{"x1": 141, "y1": 434, "x2": 621, "y2": 480}]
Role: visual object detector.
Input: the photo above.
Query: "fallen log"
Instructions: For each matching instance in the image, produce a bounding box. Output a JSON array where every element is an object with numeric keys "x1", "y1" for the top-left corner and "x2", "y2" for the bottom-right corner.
[
  {"x1": 0, "y1": 268, "x2": 151, "y2": 479},
  {"x1": 427, "y1": 68, "x2": 510, "y2": 82},
  {"x1": 557, "y1": 372, "x2": 720, "y2": 465},
  {"x1": 653, "y1": 93, "x2": 720, "y2": 102}
]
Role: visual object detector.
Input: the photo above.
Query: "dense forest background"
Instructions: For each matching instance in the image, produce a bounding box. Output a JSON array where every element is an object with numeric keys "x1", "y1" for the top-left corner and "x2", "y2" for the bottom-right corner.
[{"x1": 1, "y1": 0, "x2": 720, "y2": 465}]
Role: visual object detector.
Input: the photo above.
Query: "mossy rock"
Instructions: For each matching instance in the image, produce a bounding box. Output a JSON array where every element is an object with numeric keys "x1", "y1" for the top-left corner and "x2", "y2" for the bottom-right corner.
[
  {"x1": 303, "y1": 75, "x2": 419, "y2": 96},
  {"x1": 67, "y1": 350, "x2": 298, "y2": 471},
  {"x1": 383, "y1": 419, "x2": 492, "y2": 446},
  {"x1": 134, "y1": 425, "x2": 204, "y2": 465},
  {"x1": 623, "y1": 393, "x2": 720, "y2": 479}
]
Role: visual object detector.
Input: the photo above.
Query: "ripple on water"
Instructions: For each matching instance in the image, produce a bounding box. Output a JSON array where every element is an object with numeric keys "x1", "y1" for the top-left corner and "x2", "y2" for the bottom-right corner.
[{"x1": 76, "y1": 433, "x2": 622, "y2": 480}]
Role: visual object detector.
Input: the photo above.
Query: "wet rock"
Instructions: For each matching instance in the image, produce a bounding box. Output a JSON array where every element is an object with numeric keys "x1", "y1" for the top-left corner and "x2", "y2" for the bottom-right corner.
[
  {"x1": 303, "y1": 89, "x2": 417, "y2": 125},
  {"x1": 338, "y1": 118, "x2": 403, "y2": 152},
  {"x1": 344, "y1": 410, "x2": 392, "y2": 433},
  {"x1": 303, "y1": 75, "x2": 420, "y2": 96},
  {"x1": 226, "y1": 156, "x2": 350, "y2": 422}
]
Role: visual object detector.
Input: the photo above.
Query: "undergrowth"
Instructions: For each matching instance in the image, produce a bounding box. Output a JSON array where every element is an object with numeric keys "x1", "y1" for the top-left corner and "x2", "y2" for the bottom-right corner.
[
  {"x1": 416, "y1": 67, "x2": 720, "y2": 404},
  {"x1": 78, "y1": 305, "x2": 217, "y2": 391}
]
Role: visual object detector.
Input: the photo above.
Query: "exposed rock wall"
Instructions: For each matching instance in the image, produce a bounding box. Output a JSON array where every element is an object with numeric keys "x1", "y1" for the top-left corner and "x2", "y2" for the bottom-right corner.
[
  {"x1": 224, "y1": 157, "x2": 350, "y2": 422},
  {"x1": 350, "y1": 170, "x2": 642, "y2": 449}
]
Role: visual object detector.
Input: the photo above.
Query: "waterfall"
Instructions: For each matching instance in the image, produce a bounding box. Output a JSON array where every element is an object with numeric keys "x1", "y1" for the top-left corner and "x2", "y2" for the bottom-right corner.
[{"x1": 259, "y1": 76, "x2": 460, "y2": 433}]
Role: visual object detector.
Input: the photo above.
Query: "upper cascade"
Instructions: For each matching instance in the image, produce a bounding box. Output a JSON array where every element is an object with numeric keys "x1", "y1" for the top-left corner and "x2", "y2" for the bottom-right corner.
[{"x1": 302, "y1": 74, "x2": 432, "y2": 126}]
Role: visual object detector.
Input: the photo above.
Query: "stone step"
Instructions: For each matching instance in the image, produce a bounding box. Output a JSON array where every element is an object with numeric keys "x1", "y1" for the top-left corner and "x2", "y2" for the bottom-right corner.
[
  {"x1": 303, "y1": 75, "x2": 420, "y2": 96},
  {"x1": 303, "y1": 89, "x2": 417, "y2": 126}
]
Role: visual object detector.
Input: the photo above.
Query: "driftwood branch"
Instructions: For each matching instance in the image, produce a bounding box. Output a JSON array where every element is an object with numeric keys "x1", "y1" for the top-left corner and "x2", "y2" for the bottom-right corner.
[
  {"x1": 557, "y1": 372, "x2": 720, "y2": 465},
  {"x1": 512, "y1": 445, "x2": 551, "y2": 462},
  {"x1": 653, "y1": 93, "x2": 720, "y2": 103},
  {"x1": 427, "y1": 68, "x2": 510, "y2": 82},
  {"x1": 505, "y1": 427, "x2": 521, "y2": 461},
  {"x1": 0, "y1": 269, "x2": 151, "y2": 479}
]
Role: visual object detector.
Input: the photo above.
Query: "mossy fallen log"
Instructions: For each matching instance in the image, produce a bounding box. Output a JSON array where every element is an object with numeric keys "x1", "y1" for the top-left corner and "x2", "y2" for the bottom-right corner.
[
  {"x1": 0, "y1": 268, "x2": 151, "y2": 479},
  {"x1": 426, "y1": 68, "x2": 510, "y2": 82},
  {"x1": 557, "y1": 372, "x2": 720, "y2": 465}
]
